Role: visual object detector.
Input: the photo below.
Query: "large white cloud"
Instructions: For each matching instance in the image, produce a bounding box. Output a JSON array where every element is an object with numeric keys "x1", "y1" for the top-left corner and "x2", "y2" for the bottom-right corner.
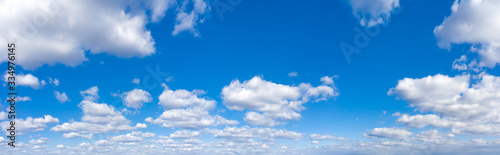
[
  {"x1": 147, "y1": 84, "x2": 238, "y2": 129},
  {"x1": 0, "y1": 0, "x2": 210, "y2": 69},
  {"x1": 348, "y1": 0, "x2": 400, "y2": 27},
  {"x1": 0, "y1": 115, "x2": 59, "y2": 135},
  {"x1": 221, "y1": 76, "x2": 338, "y2": 126},
  {"x1": 434, "y1": 0, "x2": 500, "y2": 68},
  {"x1": 51, "y1": 86, "x2": 146, "y2": 133},
  {"x1": 389, "y1": 74, "x2": 500, "y2": 135}
]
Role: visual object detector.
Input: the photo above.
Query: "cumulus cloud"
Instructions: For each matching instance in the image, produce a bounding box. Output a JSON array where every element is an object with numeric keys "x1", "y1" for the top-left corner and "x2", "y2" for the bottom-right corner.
[
  {"x1": 0, "y1": 112, "x2": 6, "y2": 121},
  {"x1": 221, "y1": 76, "x2": 338, "y2": 126},
  {"x1": 348, "y1": 0, "x2": 400, "y2": 27},
  {"x1": 363, "y1": 127, "x2": 412, "y2": 139},
  {"x1": 55, "y1": 91, "x2": 69, "y2": 103},
  {"x1": 80, "y1": 86, "x2": 99, "y2": 102},
  {"x1": 310, "y1": 134, "x2": 348, "y2": 141},
  {"x1": 49, "y1": 78, "x2": 59, "y2": 86},
  {"x1": 112, "y1": 131, "x2": 156, "y2": 139},
  {"x1": 17, "y1": 96, "x2": 32, "y2": 102},
  {"x1": 51, "y1": 86, "x2": 146, "y2": 134},
  {"x1": 132, "y1": 78, "x2": 140, "y2": 84},
  {"x1": 0, "y1": 115, "x2": 59, "y2": 135},
  {"x1": 147, "y1": 84, "x2": 238, "y2": 129},
  {"x1": 0, "y1": 0, "x2": 211, "y2": 69},
  {"x1": 62, "y1": 132, "x2": 93, "y2": 139},
  {"x1": 29, "y1": 137, "x2": 48, "y2": 144},
  {"x1": 172, "y1": 0, "x2": 209, "y2": 36},
  {"x1": 288, "y1": 72, "x2": 298, "y2": 77},
  {"x1": 3, "y1": 73, "x2": 44, "y2": 89},
  {"x1": 434, "y1": 0, "x2": 500, "y2": 68},
  {"x1": 148, "y1": 0, "x2": 175, "y2": 22},
  {"x1": 122, "y1": 89, "x2": 152, "y2": 108},
  {"x1": 168, "y1": 130, "x2": 201, "y2": 139},
  {"x1": 389, "y1": 74, "x2": 500, "y2": 135},
  {"x1": 206, "y1": 126, "x2": 303, "y2": 143}
]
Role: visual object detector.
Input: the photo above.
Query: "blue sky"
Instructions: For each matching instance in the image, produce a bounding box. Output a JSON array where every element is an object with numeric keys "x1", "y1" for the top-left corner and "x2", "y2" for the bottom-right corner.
[{"x1": 2, "y1": 0, "x2": 500, "y2": 154}]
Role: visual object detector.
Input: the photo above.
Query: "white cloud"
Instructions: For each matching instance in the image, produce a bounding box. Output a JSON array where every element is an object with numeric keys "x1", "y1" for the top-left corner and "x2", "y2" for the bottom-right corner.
[
  {"x1": 49, "y1": 78, "x2": 59, "y2": 86},
  {"x1": 122, "y1": 89, "x2": 152, "y2": 109},
  {"x1": 62, "y1": 132, "x2": 93, "y2": 139},
  {"x1": 80, "y1": 86, "x2": 99, "y2": 102},
  {"x1": 221, "y1": 76, "x2": 338, "y2": 126},
  {"x1": 147, "y1": 107, "x2": 238, "y2": 129},
  {"x1": 110, "y1": 133, "x2": 143, "y2": 143},
  {"x1": 172, "y1": 0, "x2": 209, "y2": 36},
  {"x1": 148, "y1": 84, "x2": 238, "y2": 129},
  {"x1": 389, "y1": 74, "x2": 500, "y2": 135},
  {"x1": 3, "y1": 73, "x2": 44, "y2": 89},
  {"x1": 149, "y1": 0, "x2": 175, "y2": 22},
  {"x1": 55, "y1": 91, "x2": 69, "y2": 103},
  {"x1": 206, "y1": 126, "x2": 303, "y2": 143},
  {"x1": 168, "y1": 130, "x2": 201, "y2": 139},
  {"x1": 434, "y1": 0, "x2": 500, "y2": 68},
  {"x1": 0, "y1": 112, "x2": 6, "y2": 121},
  {"x1": 288, "y1": 72, "x2": 298, "y2": 77},
  {"x1": 51, "y1": 86, "x2": 146, "y2": 133},
  {"x1": 158, "y1": 86, "x2": 214, "y2": 109},
  {"x1": 0, "y1": 0, "x2": 157, "y2": 69},
  {"x1": 29, "y1": 137, "x2": 48, "y2": 144},
  {"x1": 0, "y1": 0, "x2": 211, "y2": 69},
  {"x1": 132, "y1": 78, "x2": 140, "y2": 84},
  {"x1": 1, "y1": 115, "x2": 59, "y2": 135},
  {"x1": 17, "y1": 96, "x2": 31, "y2": 102},
  {"x1": 310, "y1": 134, "x2": 347, "y2": 141},
  {"x1": 363, "y1": 127, "x2": 412, "y2": 139},
  {"x1": 348, "y1": 0, "x2": 400, "y2": 27}
]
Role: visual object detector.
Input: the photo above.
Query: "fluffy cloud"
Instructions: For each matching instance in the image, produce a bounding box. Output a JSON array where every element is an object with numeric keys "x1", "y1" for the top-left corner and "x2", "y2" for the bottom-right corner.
[
  {"x1": 348, "y1": 0, "x2": 400, "y2": 27},
  {"x1": 109, "y1": 132, "x2": 153, "y2": 143},
  {"x1": 389, "y1": 74, "x2": 500, "y2": 135},
  {"x1": 172, "y1": 0, "x2": 209, "y2": 36},
  {"x1": 148, "y1": 0, "x2": 175, "y2": 22},
  {"x1": 132, "y1": 78, "x2": 140, "y2": 84},
  {"x1": 0, "y1": 112, "x2": 6, "y2": 120},
  {"x1": 29, "y1": 137, "x2": 48, "y2": 144},
  {"x1": 0, "y1": 0, "x2": 211, "y2": 69},
  {"x1": 1, "y1": 115, "x2": 59, "y2": 135},
  {"x1": 363, "y1": 127, "x2": 412, "y2": 139},
  {"x1": 288, "y1": 72, "x2": 298, "y2": 77},
  {"x1": 168, "y1": 130, "x2": 201, "y2": 139},
  {"x1": 122, "y1": 89, "x2": 152, "y2": 108},
  {"x1": 147, "y1": 84, "x2": 238, "y2": 129},
  {"x1": 17, "y1": 96, "x2": 32, "y2": 102},
  {"x1": 434, "y1": 0, "x2": 500, "y2": 68},
  {"x1": 3, "y1": 73, "x2": 44, "y2": 89},
  {"x1": 310, "y1": 134, "x2": 348, "y2": 141},
  {"x1": 62, "y1": 132, "x2": 93, "y2": 139},
  {"x1": 51, "y1": 86, "x2": 146, "y2": 133},
  {"x1": 80, "y1": 86, "x2": 99, "y2": 102},
  {"x1": 221, "y1": 76, "x2": 338, "y2": 126},
  {"x1": 206, "y1": 126, "x2": 303, "y2": 143},
  {"x1": 55, "y1": 91, "x2": 69, "y2": 103},
  {"x1": 49, "y1": 78, "x2": 59, "y2": 86},
  {"x1": 158, "y1": 86, "x2": 215, "y2": 109}
]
